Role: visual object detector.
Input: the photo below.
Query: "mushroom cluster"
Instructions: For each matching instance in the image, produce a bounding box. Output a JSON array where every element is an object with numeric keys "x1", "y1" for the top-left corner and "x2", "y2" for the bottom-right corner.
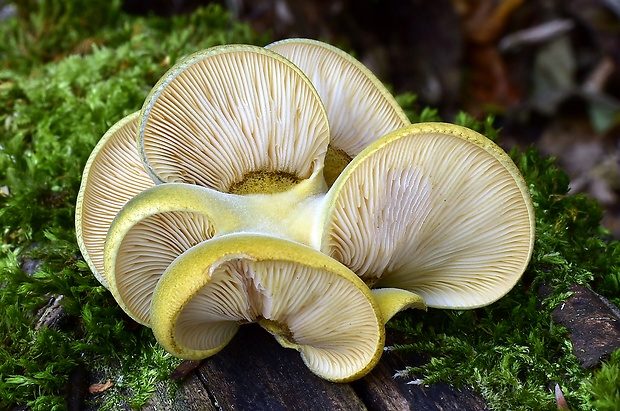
[{"x1": 75, "y1": 39, "x2": 535, "y2": 382}]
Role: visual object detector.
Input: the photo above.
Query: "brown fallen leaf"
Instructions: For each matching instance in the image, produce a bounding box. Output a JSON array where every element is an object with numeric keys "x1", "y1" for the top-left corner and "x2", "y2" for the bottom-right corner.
[
  {"x1": 555, "y1": 383, "x2": 570, "y2": 410},
  {"x1": 89, "y1": 379, "x2": 114, "y2": 395}
]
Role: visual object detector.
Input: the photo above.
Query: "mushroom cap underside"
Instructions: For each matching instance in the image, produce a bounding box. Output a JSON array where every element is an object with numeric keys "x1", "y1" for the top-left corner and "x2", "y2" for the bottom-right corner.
[
  {"x1": 266, "y1": 38, "x2": 410, "y2": 157},
  {"x1": 266, "y1": 38, "x2": 410, "y2": 185},
  {"x1": 150, "y1": 233, "x2": 386, "y2": 382},
  {"x1": 321, "y1": 122, "x2": 536, "y2": 309},
  {"x1": 75, "y1": 112, "x2": 154, "y2": 288},
  {"x1": 139, "y1": 44, "x2": 330, "y2": 194}
]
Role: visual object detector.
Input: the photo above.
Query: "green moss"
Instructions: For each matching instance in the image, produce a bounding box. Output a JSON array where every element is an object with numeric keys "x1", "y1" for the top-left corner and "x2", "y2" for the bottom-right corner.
[
  {"x1": 0, "y1": 2, "x2": 618, "y2": 410},
  {"x1": 586, "y1": 349, "x2": 620, "y2": 410},
  {"x1": 0, "y1": 2, "x2": 266, "y2": 409},
  {"x1": 1, "y1": 0, "x2": 125, "y2": 70}
]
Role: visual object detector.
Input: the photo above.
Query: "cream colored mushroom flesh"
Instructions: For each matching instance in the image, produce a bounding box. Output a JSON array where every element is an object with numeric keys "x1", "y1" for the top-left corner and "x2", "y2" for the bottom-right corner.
[
  {"x1": 150, "y1": 233, "x2": 386, "y2": 382},
  {"x1": 76, "y1": 38, "x2": 535, "y2": 383},
  {"x1": 320, "y1": 122, "x2": 535, "y2": 309}
]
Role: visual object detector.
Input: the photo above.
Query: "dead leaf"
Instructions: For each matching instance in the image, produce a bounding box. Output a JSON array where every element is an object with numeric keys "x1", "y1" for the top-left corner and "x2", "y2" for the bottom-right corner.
[
  {"x1": 89, "y1": 379, "x2": 114, "y2": 395},
  {"x1": 555, "y1": 382, "x2": 570, "y2": 410}
]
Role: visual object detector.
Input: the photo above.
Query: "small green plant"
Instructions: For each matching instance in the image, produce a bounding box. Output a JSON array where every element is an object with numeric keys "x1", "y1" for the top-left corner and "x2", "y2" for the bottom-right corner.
[{"x1": 586, "y1": 349, "x2": 620, "y2": 410}]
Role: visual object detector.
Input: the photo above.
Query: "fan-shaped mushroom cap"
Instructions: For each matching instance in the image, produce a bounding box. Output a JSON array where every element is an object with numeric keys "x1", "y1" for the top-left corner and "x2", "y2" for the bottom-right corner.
[
  {"x1": 266, "y1": 38, "x2": 410, "y2": 185},
  {"x1": 103, "y1": 183, "x2": 244, "y2": 325},
  {"x1": 75, "y1": 112, "x2": 154, "y2": 287},
  {"x1": 321, "y1": 123, "x2": 535, "y2": 309},
  {"x1": 103, "y1": 175, "x2": 341, "y2": 327},
  {"x1": 139, "y1": 44, "x2": 330, "y2": 195},
  {"x1": 150, "y1": 233, "x2": 385, "y2": 382}
]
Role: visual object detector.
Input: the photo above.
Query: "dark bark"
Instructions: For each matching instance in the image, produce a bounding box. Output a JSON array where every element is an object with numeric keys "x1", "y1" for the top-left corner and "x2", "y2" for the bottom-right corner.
[
  {"x1": 144, "y1": 324, "x2": 488, "y2": 411},
  {"x1": 549, "y1": 284, "x2": 620, "y2": 368}
]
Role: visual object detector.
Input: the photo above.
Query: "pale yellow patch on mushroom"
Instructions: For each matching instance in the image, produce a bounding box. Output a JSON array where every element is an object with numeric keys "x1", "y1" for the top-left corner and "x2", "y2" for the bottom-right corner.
[{"x1": 371, "y1": 288, "x2": 427, "y2": 324}]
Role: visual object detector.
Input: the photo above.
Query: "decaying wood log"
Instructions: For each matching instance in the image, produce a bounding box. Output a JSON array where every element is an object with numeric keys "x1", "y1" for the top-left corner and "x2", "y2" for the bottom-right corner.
[
  {"x1": 27, "y1": 279, "x2": 620, "y2": 410},
  {"x1": 142, "y1": 324, "x2": 488, "y2": 411},
  {"x1": 548, "y1": 284, "x2": 620, "y2": 368}
]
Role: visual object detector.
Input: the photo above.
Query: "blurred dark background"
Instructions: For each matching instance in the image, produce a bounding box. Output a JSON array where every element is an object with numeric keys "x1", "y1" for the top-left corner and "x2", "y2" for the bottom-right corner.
[
  {"x1": 10, "y1": 0, "x2": 620, "y2": 235},
  {"x1": 128, "y1": 0, "x2": 620, "y2": 232}
]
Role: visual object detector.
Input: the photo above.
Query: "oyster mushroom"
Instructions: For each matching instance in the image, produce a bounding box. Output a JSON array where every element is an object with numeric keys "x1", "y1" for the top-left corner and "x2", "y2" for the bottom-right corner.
[
  {"x1": 76, "y1": 39, "x2": 535, "y2": 382},
  {"x1": 75, "y1": 112, "x2": 154, "y2": 287},
  {"x1": 320, "y1": 122, "x2": 536, "y2": 309},
  {"x1": 266, "y1": 38, "x2": 410, "y2": 185},
  {"x1": 150, "y1": 233, "x2": 386, "y2": 382}
]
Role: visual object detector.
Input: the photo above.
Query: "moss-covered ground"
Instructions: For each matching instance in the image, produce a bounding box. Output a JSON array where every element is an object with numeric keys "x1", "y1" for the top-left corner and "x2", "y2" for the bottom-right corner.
[{"x1": 0, "y1": 1, "x2": 619, "y2": 410}]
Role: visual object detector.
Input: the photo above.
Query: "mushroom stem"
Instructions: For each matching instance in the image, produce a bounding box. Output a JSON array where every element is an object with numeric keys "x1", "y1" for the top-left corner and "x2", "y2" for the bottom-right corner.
[
  {"x1": 227, "y1": 168, "x2": 329, "y2": 247},
  {"x1": 258, "y1": 318, "x2": 300, "y2": 350},
  {"x1": 371, "y1": 288, "x2": 426, "y2": 325}
]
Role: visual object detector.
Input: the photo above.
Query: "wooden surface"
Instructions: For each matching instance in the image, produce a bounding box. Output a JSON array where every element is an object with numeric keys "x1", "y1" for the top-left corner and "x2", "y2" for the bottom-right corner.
[
  {"x1": 549, "y1": 284, "x2": 620, "y2": 368},
  {"x1": 143, "y1": 324, "x2": 488, "y2": 410},
  {"x1": 49, "y1": 284, "x2": 620, "y2": 409},
  {"x1": 141, "y1": 284, "x2": 620, "y2": 410}
]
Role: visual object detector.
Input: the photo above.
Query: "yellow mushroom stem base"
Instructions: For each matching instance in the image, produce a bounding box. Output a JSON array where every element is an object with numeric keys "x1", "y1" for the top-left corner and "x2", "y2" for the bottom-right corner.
[{"x1": 258, "y1": 317, "x2": 299, "y2": 350}]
